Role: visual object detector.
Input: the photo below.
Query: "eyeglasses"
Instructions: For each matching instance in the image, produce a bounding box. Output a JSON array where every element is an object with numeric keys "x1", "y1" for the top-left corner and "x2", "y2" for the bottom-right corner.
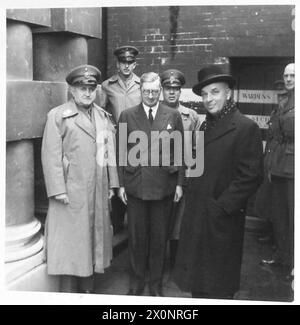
[{"x1": 142, "y1": 89, "x2": 160, "y2": 96}]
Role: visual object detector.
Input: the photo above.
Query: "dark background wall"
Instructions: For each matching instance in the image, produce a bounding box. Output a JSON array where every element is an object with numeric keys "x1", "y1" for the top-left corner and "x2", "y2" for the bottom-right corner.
[
  {"x1": 6, "y1": 5, "x2": 295, "y2": 224},
  {"x1": 105, "y1": 5, "x2": 294, "y2": 219},
  {"x1": 106, "y1": 5, "x2": 295, "y2": 86}
]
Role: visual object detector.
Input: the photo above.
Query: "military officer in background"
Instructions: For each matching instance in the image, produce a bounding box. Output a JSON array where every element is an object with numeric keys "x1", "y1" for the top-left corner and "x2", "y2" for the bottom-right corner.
[
  {"x1": 261, "y1": 63, "x2": 295, "y2": 278},
  {"x1": 160, "y1": 69, "x2": 201, "y2": 268},
  {"x1": 42, "y1": 65, "x2": 119, "y2": 293},
  {"x1": 100, "y1": 45, "x2": 142, "y2": 234}
]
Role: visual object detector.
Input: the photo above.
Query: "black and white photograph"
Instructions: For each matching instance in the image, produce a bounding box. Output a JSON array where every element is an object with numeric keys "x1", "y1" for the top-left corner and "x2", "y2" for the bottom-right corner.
[{"x1": 1, "y1": 0, "x2": 297, "y2": 306}]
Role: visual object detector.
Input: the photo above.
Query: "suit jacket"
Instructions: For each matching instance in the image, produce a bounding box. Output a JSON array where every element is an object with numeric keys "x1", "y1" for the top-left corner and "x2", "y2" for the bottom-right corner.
[
  {"x1": 174, "y1": 108, "x2": 264, "y2": 294},
  {"x1": 117, "y1": 103, "x2": 185, "y2": 200}
]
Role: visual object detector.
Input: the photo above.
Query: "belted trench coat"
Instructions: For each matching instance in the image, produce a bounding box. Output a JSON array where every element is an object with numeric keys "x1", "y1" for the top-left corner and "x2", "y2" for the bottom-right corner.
[{"x1": 42, "y1": 99, "x2": 119, "y2": 276}]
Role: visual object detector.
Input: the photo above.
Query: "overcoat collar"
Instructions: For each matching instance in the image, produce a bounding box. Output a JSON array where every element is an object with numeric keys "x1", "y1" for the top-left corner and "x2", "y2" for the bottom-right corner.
[
  {"x1": 203, "y1": 109, "x2": 237, "y2": 146},
  {"x1": 108, "y1": 73, "x2": 140, "y2": 91},
  {"x1": 280, "y1": 89, "x2": 294, "y2": 114},
  {"x1": 178, "y1": 104, "x2": 190, "y2": 116},
  {"x1": 62, "y1": 99, "x2": 96, "y2": 140}
]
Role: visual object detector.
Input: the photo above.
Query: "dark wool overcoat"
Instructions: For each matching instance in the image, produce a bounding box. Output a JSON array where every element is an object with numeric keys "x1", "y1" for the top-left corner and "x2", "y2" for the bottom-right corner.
[{"x1": 173, "y1": 108, "x2": 264, "y2": 295}]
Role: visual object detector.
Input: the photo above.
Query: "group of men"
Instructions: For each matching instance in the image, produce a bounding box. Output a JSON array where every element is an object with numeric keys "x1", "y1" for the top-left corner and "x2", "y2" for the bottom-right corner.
[{"x1": 41, "y1": 44, "x2": 294, "y2": 299}]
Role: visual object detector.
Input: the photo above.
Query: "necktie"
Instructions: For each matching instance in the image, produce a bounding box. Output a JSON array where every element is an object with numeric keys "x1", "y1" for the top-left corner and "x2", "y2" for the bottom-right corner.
[
  {"x1": 87, "y1": 108, "x2": 92, "y2": 120},
  {"x1": 148, "y1": 107, "x2": 154, "y2": 125}
]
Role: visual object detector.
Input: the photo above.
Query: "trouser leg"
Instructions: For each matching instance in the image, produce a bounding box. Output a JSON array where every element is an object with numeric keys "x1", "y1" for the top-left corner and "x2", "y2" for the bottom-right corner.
[
  {"x1": 60, "y1": 275, "x2": 78, "y2": 293},
  {"x1": 270, "y1": 176, "x2": 291, "y2": 267},
  {"x1": 111, "y1": 195, "x2": 126, "y2": 234},
  {"x1": 287, "y1": 178, "x2": 294, "y2": 269},
  {"x1": 127, "y1": 195, "x2": 149, "y2": 290},
  {"x1": 78, "y1": 275, "x2": 94, "y2": 293},
  {"x1": 149, "y1": 196, "x2": 173, "y2": 289}
]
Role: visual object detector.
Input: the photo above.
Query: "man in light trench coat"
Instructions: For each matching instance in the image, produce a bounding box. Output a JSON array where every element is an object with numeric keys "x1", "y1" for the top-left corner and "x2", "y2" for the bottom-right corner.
[
  {"x1": 42, "y1": 65, "x2": 119, "y2": 293},
  {"x1": 160, "y1": 69, "x2": 201, "y2": 268},
  {"x1": 100, "y1": 46, "x2": 142, "y2": 235}
]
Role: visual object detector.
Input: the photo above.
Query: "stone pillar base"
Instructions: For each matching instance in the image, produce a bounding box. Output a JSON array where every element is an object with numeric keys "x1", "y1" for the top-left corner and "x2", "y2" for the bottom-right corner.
[
  {"x1": 6, "y1": 256, "x2": 59, "y2": 292},
  {"x1": 5, "y1": 218, "x2": 44, "y2": 263}
]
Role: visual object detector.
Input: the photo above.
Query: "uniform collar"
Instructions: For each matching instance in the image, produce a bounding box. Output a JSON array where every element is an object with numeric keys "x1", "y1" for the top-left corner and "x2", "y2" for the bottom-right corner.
[
  {"x1": 177, "y1": 103, "x2": 190, "y2": 115},
  {"x1": 108, "y1": 72, "x2": 140, "y2": 85},
  {"x1": 62, "y1": 99, "x2": 112, "y2": 119},
  {"x1": 62, "y1": 99, "x2": 79, "y2": 118}
]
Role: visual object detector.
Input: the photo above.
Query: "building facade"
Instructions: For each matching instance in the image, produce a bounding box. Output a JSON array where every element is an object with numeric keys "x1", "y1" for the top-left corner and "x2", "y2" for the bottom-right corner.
[{"x1": 5, "y1": 5, "x2": 295, "y2": 291}]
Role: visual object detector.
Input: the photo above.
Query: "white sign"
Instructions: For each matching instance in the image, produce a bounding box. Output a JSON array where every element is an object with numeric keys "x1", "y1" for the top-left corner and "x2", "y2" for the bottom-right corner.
[
  {"x1": 237, "y1": 89, "x2": 278, "y2": 104},
  {"x1": 180, "y1": 88, "x2": 278, "y2": 105}
]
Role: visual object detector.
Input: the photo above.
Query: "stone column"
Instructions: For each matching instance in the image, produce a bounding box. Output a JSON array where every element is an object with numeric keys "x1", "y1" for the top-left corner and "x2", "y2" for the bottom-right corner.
[
  {"x1": 6, "y1": 140, "x2": 43, "y2": 263},
  {"x1": 6, "y1": 21, "x2": 44, "y2": 282}
]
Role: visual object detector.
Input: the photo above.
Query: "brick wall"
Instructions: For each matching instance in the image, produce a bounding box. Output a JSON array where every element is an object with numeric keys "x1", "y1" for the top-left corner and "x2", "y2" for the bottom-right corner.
[{"x1": 106, "y1": 5, "x2": 295, "y2": 87}]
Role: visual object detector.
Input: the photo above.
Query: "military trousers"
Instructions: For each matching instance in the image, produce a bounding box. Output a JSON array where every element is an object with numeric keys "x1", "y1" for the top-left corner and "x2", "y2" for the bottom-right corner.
[{"x1": 270, "y1": 176, "x2": 294, "y2": 269}]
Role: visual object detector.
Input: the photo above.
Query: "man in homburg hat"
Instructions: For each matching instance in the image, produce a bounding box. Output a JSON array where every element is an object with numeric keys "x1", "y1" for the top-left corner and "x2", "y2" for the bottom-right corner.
[
  {"x1": 100, "y1": 45, "x2": 142, "y2": 235},
  {"x1": 173, "y1": 64, "x2": 264, "y2": 299},
  {"x1": 42, "y1": 65, "x2": 119, "y2": 293},
  {"x1": 160, "y1": 69, "x2": 201, "y2": 268}
]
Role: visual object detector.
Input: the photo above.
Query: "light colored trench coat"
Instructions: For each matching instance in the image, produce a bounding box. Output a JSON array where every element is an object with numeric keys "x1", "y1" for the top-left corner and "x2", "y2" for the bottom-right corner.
[
  {"x1": 99, "y1": 73, "x2": 141, "y2": 123},
  {"x1": 42, "y1": 99, "x2": 119, "y2": 277},
  {"x1": 171, "y1": 104, "x2": 201, "y2": 239}
]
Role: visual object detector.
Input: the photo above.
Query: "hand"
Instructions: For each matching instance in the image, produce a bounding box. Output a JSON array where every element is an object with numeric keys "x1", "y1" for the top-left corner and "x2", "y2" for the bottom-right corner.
[
  {"x1": 267, "y1": 171, "x2": 272, "y2": 182},
  {"x1": 54, "y1": 193, "x2": 69, "y2": 204},
  {"x1": 118, "y1": 187, "x2": 127, "y2": 205},
  {"x1": 173, "y1": 185, "x2": 183, "y2": 202},
  {"x1": 108, "y1": 189, "x2": 115, "y2": 199}
]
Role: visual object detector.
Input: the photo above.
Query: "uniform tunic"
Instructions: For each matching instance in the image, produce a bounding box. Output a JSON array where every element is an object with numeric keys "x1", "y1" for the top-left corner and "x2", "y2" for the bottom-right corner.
[
  {"x1": 170, "y1": 104, "x2": 201, "y2": 239},
  {"x1": 263, "y1": 89, "x2": 294, "y2": 266},
  {"x1": 99, "y1": 73, "x2": 141, "y2": 123}
]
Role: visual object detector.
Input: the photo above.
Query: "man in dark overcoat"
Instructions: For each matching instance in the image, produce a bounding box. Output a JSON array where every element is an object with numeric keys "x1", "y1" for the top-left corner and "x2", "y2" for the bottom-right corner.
[
  {"x1": 173, "y1": 65, "x2": 264, "y2": 299},
  {"x1": 118, "y1": 72, "x2": 185, "y2": 296}
]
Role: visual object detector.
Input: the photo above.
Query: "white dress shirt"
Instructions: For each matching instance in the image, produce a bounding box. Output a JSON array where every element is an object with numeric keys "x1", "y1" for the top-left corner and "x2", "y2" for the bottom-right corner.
[{"x1": 143, "y1": 102, "x2": 159, "y2": 120}]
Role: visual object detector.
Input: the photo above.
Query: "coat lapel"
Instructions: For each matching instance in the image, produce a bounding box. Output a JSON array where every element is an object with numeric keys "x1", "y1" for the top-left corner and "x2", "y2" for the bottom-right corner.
[
  {"x1": 152, "y1": 104, "x2": 169, "y2": 131},
  {"x1": 134, "y1": 104, "x2": 152, "y2": 135},
  {"x1": 204, "y1": 110, "x2": 237, "y2": 146},
  {"x1": 75, "y1": 104, "x2": 96, "y2": 140}
]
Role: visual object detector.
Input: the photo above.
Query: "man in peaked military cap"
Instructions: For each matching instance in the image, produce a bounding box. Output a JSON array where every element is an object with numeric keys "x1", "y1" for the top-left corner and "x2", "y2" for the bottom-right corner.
[
  {"x1": 100, "y1": 46, "x2": 142, "y2": 236},
  {"x1": 42, "y1": 64, "x2": 119, "y2": 293},
  {"x1": 160, "y1": 69, "x2": 201, "y2": 269},
  {"x1": 173, "y1": 64, "x2": 263, "y2": 300},
  {"x1": 100, "y1": 45, "x2": 141, "y2": 123}
]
